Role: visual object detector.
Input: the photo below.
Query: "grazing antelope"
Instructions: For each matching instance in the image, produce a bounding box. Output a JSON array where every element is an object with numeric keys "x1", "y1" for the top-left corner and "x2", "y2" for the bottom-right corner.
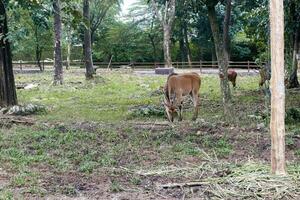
[
  {"x1": 163, "y1": 72, "x2": 201, "y2": 122},
  {"x1": 219, "y1": 70, "x2": 237, "y2": 88}
]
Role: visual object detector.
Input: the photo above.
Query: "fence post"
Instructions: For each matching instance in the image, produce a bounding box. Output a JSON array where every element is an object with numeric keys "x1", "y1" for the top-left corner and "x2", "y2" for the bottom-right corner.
[{"x1": 247, "y1": 60, "x2": 250, "y2": 74}]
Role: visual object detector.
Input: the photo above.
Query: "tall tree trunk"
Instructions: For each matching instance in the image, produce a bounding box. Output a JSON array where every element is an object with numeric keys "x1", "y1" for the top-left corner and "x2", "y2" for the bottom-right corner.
[
  {"x1": 65, "y1": 24, "x2": 72, "y2": 70},
  {"x1": 183, "y1": 23, "x2": 192, "y2": 68},
  {"x1": 34, "y1": 26, "x2": 43, "y2": 71},
  {"x1": 83, "y1": 0, "x2": 94, "y2": 79},
  {"x1": 36, "y1": 47, "x2": 42, "y2": 71},
  {"x1": 66, "y1": 41, "x2": 71, "y2": 70},
  {"x1": 149, "y1": 18, "x2": 158, "y2": 62},
  {"x1": 0, "y1": 1, "x2": 17, "y2": 106},
  {"x1": 211, "y1": 44, "x2": 216, "y2": 61},
  {"x1": 270, "y1": 0, "x2": 286, "y2": 175},
  {"x1": 179, "y1": 29, "x2": 185, "y2": 62},
  {"x1": 53, "y1": 0, "x2": 63, "y2": 85},
  {"x1": 207, "y1": 2, "x2": 231, "y2": 116},
  {"x1": 288, "y1": 26, "x2": 300, "y2": 88},
  {"x1": 221, "y1": 0, "x2": 232, "y2": 106},
  {"x1": 163, "y1": 24, "x2": 172, "y2": 68},
  {"x1": 151, "y1": 0, "x2": 176, "y2": 68}
]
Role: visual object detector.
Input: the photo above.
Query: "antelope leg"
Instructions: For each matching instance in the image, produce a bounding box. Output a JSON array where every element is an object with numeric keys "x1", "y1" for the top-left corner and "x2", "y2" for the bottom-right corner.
[{"x1": 192, "y1": 93, "x2": 199, "y2": 121}]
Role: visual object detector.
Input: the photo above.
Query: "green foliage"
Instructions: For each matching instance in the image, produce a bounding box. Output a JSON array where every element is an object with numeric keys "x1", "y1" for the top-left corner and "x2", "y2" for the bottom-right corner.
[
  {"x1": 7, "y1": 7, "x2": 53, "y2": 60},
  {"x1": 8, "y1": 0, "x2": 293, "y2": 62}
]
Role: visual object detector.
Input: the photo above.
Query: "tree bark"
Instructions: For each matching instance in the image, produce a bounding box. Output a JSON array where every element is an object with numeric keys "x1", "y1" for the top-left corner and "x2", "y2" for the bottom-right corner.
[
  {"x1": 183, "y1": 23, "x2": 192, "y2": 68},
  {"x1": 288, "y1": 26, "x2": 300, "y2": 88},
  {"x1": 211, "y1": 42, "x2": 216, "y2": 61},
  {"x1": 179, "y1": 34, "x2": 185, "y2": 62},
  {"x1": 0, "y1": 1, "x2": 17, "y2": 106},
  {"x1": 83, "y1": 0, "x2": 94, "y2": 79},
  {"x1": 66, "y1": 42, "x2": 71, "y2": 70},
  {"x1": 65, "y1": 24, "x2": 72, "y2": 70},
  {"x1": 151, "y1": 0, "x2": 176, "y2": 68},
  {"x1": 207, "y1": 2, "x2": 231, "y2": 116},
  {"x1": 163, "y1": 24, "x2": 172, "y2": 67},
  {"x1": 34, "y1": 26, "x2": 43, "y2": 71},
  {"x1": 53, "y1": 0, "x2": 63, "y2": 85},
  {"x1": 36, "y1": 48, "x2": 42, "y2": 71},
  {"x1": 148, "y1": 18, "x2": 158, "y2": 62},
  {"x1": 270, "y1": 0, "x2": 286, "y2": 175}
]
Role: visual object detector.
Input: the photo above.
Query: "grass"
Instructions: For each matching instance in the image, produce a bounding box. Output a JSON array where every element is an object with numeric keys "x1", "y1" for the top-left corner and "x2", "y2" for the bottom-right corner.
[
  {"x1": 0, "y1": 68, "x2": 299, "y2": 199},
  {"x1": 16, "y1": 71, "x2": 163, "y2": 122},
  {"x1": 16, "y1": 71, "x2": 266, "y2": 123}
]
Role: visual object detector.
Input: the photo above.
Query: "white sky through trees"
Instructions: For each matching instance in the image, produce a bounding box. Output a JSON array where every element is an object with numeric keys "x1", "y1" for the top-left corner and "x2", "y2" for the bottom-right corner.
[{"x1": 121, "y1": 0, "x2": 138, "y2": 15}]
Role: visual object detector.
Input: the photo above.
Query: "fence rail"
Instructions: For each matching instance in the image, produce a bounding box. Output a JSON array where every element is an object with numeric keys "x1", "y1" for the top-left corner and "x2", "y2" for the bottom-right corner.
[{"x1": 12, "y1": 60, "x2": 264, "y2": 72}]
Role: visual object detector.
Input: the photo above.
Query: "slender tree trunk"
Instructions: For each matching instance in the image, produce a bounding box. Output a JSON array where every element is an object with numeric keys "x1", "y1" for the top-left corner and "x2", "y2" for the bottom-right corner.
[
  {"x1": 183, "y1": 23, "x2": 192, "y2": 68},
  {"x1": 36, "y1": 48, "x2": 42, "y2": 71},
  {"x1": 151, "y1": 0, "x2": 175, "y2": 68},
  {"x1": 53, "y1": 0, "x2": 63, "y2": 85},
  {"x1": 207, "y1": 3, "x2": 231, "y2": 116},
  {"x1": 288, "y1": 26, "x2": 300, "y2": 88},
  {"x1": 66, "y1": 42, "x2": 71, "y2": 70},
  {"x1": 270, "y1": 0, "x2": 286, "y2": 175},
  {"x1": 221, "y1": 0, "x2": 232, "y2": 106},
  {"x1": 0, "y1": 1, "x2": 17, "y2": 106},
  {"x1": 163, "y1": 24, "x2": 172, "y2": 68},
  {"x1": 149, "y1": 19, "x2": 158, "y2": 62},
  {"x1": 83, "y1": 0, "x2": 94, "y2": 79},
  {"x1": 179, "y1": 30, "x2": 185, "y2": 62},
  {"x1": 34, "y1": 26, "x2": 43, "y2": 71},
  {"x1": 65, "y1": 24, "x2": 72, "y2": 70},
  {"x1": 211, "y1": 44, "x2": 216, "y2": 61}
]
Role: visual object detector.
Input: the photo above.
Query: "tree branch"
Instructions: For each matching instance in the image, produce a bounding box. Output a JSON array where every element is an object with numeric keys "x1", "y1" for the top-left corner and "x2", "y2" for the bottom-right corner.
[{"x1": 151, "y1": 0, "x2": 162, "y2": 22}]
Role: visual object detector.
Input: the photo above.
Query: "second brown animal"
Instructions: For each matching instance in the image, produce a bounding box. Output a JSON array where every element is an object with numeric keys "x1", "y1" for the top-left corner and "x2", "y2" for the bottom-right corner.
[{"x1": 219, "y1": 70, "x2": 237, "y2": 88}]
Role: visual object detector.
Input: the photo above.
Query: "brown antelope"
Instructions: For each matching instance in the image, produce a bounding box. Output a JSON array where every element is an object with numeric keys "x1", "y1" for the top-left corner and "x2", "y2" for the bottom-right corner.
[
  {"x1": 163, "y1": 72, "x2": 201, "y2": 122},
  {"x1": 219, "y1": 70, "x2": 237, "y2": 88}
]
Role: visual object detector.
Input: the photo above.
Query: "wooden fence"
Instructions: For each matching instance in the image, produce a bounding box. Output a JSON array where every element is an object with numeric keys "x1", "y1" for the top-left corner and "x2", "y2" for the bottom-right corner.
[{"x1": 12, "y1": 60, "x2": 263, "y2": 72}]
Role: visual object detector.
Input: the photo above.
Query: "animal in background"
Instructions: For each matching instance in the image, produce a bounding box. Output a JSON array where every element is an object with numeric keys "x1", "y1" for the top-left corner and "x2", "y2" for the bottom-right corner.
[
  {"x1": 219, "y1": 70, "x2": 237, "y2": 88},
  {"x1": 164, "y1": 72, "x2": 201, "y2": 122},
  {"x1": 259, "y1": 62, "x2": 289, "y2": 88}
]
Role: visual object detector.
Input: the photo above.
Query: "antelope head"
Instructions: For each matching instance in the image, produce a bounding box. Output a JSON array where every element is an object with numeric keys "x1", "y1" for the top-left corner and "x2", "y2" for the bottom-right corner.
[{"x1": 164, "y1": 96, "x2": 176, "y2": 122}]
